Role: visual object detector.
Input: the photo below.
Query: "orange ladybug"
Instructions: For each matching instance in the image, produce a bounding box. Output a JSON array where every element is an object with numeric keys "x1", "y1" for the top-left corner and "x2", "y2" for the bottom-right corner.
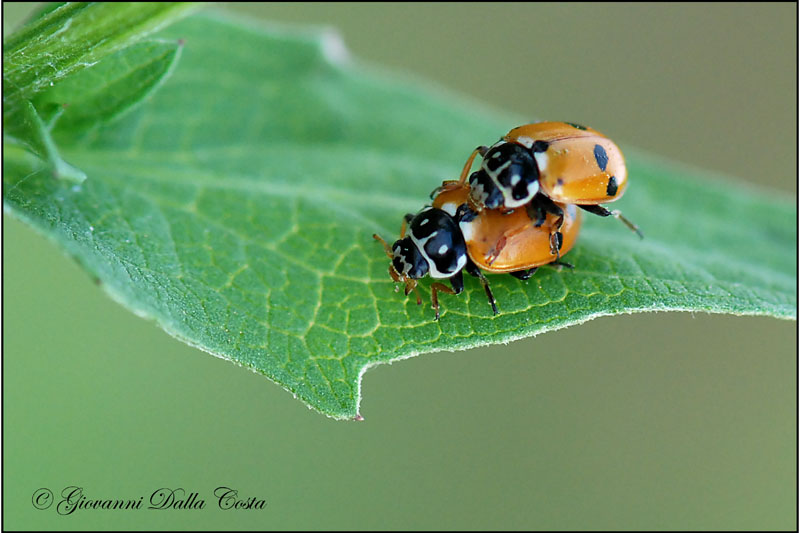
[
  {"x1": 373, "y1": 182, "x2": 581, "y2": 320},
  {"x1": 432, "y1": 182, "x2": 581, "y2": 276},
  {"x1": 437, "y1": 121, "x2": 641, "y2": 254},
  {"x1": 503, "y1": 122, "x2": 628, "y2": 206}
]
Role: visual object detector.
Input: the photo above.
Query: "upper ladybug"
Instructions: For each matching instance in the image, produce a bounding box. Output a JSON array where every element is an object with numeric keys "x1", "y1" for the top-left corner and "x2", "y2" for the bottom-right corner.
[{"x1": 436, "y1": 121, "x2": 641, "y2": 244}]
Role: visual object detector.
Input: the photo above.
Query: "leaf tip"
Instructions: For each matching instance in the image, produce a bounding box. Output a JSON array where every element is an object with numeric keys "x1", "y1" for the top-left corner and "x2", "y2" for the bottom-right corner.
[
  {"x1": 319, "y1": 27, "x2": 350, "y2": 67},
  {"x1": 52, "y1": 158, "x2": 87, "y2": 184}
]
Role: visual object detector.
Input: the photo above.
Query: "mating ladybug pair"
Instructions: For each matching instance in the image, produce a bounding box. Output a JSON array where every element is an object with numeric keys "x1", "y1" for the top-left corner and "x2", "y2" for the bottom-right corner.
[{"x1": 374, "y1": 121, "x2": 642, "y2": 320}]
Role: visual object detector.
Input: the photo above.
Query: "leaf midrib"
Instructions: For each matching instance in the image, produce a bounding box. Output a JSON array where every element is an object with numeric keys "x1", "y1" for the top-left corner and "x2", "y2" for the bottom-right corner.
[{"x1": 0, "y1": 139, "x2": 771, "y2": 302}]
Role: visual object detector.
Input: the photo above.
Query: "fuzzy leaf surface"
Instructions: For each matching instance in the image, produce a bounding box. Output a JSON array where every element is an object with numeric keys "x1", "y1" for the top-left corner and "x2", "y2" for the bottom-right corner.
[{"x1": 3, "y1": 13, "x2": 796, "y2": 419}]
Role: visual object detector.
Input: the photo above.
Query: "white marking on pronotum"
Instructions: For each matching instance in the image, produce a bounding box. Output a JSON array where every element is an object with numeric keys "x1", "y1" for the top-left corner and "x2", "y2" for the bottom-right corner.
[
  {"x1": 533, "y1": 151, "x2": 549, "y2": 173},
  {"x1": 510, "y1": 174, "x2": 520, "y2": 186},
  {"x1": 515, "y1": 136, "x2": 534, "y2": 149},
  {"x1": 500, "y1": 177, "x2": 539, "y2": 208},
  {"x1": 485, "y1": 160, "x2": 511, "y2": 179},
  {"x1": 438, "y1": 244, "x2": 449, "y2": 255}
]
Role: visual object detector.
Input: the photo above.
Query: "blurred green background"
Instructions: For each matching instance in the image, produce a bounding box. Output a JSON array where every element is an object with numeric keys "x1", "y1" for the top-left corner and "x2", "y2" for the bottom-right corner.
[{"x1": 3, "y1": 2, "x2": 796, "y2": 530}]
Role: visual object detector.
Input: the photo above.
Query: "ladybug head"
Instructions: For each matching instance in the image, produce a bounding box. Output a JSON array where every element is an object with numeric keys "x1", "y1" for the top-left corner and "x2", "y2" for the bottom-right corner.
[
  {"x1": 390, "y1": 237, "x2": 428, "y2": 281},
  {"x1": 373, "y1": 234, "x2": 428, "y2": 304},
  {"x1": 475, "y1": 142, "x2": 541, "y2": 209}
]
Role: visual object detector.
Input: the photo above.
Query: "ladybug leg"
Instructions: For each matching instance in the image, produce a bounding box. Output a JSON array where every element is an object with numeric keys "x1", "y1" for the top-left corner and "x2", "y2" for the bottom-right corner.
[
  {"x1": 579, "y1": 205, "x2": 643, "y2": 239},
  {"x1": 429, "y1": 184, "x2": 446, "y2": 200},
  {"x1": 449, "y1": 270, "x2": 464, "y2": 295},
  {"x1": 465, "y1": 260, "x2": 498, "y2": 315},
  {"x1": 403, "y1": 279, "x2": 422, "y2": 305},
  {"x1": 525, "y1": 201, "x2": 547, "y2": 227},
  {"x1": 547, "y1": 259, "x2": 574, "y2": 270},
  {"x1": 527, "y1": 194, "x2": 565, "y2": 258},
  {"x1": 455, "y1": 203, "x2": 477, "y2": 223},
  {"x1": 428, "y1": 271, "x2": 465, "y2": 320},
  {"x1": 486, "y1": 225, "x2": 528, "y2": 266},
  {"x1": 430, "y1": 283, "x2": 454, "y2": 321},
  {"x1": 550, "y1": 230, "x2": 564, "y2": 260},
  {"x1": 484, "y1": 197, "x2": 551, "y2": 265},
  {"x1": 431, "y1": 146, "x2": 490, "y2": 198},
  {"x1": 487, "y1": 206, "x2": 565, "y2": 266},
  {"x1": 548, "y1": 218, "x2": 565, "y2": 260},
  {"x1": 509, "y1": 267, "x2": 538, "y2": 280},
  {"x1": 430, "y1": 181, "x2": 462, "y2": 198},
  {"x1": 485, "y1": 235, "x2": 507, "y2": 266},
  {"x1": 457, "y1": 145, "x2": 489, "y2": 185},
  {"x1": 546, "y1": 210, "x2": 565, "y2": 261}
]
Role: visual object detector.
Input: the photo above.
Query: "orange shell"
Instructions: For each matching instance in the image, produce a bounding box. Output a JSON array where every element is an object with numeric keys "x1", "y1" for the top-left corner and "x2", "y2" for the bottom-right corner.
[
  {"x1": 505, "y1": 121, "x2": 627, "y2": 205},
  {"x1": 432, "y1": 184, "x2": 581, "y2": 273}
]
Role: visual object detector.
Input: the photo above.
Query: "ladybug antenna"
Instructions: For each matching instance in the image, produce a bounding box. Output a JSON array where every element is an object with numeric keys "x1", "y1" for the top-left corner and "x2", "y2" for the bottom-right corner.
[{"x1": 373, "y1": 234, "x2": 394, "y2": 258}]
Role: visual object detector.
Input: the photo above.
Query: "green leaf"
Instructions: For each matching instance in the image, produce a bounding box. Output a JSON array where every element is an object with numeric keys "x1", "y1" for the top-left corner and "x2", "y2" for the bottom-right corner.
[
  {"x1": 3, "y1": 2, "x2": 196, "y2": 104},
  {"x1": 4, "y1": 39, "x2": 182, "y2": 184},
  {"x1": 3, "y1": 11, "x2": 796, "y2": 419},
  {"x1": 20, "y1": 2, "x2": 68, "y2": 27},
  {"x1": 33, "y1": 39, "x2": 183, "y2": 131},
  {"x1": 3, "y1": 2, "x2": 197, "y2": 181},
  {"x1": 7, "y1": 98, "x2": 87, "y2": 183}
]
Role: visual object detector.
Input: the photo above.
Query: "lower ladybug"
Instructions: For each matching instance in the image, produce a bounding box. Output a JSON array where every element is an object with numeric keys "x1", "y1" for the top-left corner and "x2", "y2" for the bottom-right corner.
[
  {"x1": 433, "y1": 183, "x2": 581, "y2": 276},
  {"x1": 373, "y1": 205, "x2": 492, "y2": 321},
  {"x1": 373, "y1": 183, "x2": 581, "y2": 320}
]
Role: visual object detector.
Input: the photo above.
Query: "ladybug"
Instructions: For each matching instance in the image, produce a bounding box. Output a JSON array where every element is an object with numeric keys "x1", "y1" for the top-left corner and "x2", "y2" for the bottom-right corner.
[
  {"x1": 373, "y1": 205, "x2": 492, "y2": 321},
  {"x1": 373, "y1": 183, "x2": 581, "y2": 320},
  {"x1": 437, "y1": 121, "x2": 641, "y2": 254},
  {"x1": 432, "y1": 182, "x2": 581, "y2": 275}
]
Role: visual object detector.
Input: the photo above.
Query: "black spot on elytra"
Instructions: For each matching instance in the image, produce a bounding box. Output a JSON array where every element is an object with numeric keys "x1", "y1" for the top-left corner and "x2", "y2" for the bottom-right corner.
[
  {"x1": 607, "y1": 175, "x2": 618, "y2": 196},
  {"x1": 594, "y1": 144, "x2": 608, "y2": 171},
  {"x1": 557, "y1": 178, "x2": 564, "y2": 186},
  {"x1": 532, "y1": 140, "x2": 549, "y2": 152},
  {"x1": 565, "y1": 122, "x2": 587, "y2": 130}
]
